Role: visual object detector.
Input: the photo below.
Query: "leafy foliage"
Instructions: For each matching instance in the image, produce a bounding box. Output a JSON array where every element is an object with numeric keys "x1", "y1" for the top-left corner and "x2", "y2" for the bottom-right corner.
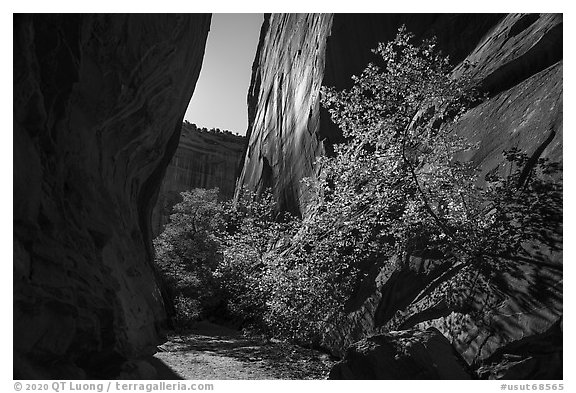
[
  {"x1": 315, "y1": 27, "x2": 484, "y2": 263},
  {"x1": 310, "y1": 26, "x2": 562, "y2": 331},
  {"x1": 154, "y1": 27, "x2": 561, "y2": 345},
  {"x1": 214, "y1": 189, "x2": 295, "y2": 328},
  {"x1": 153, "y1": 188, "x2": 226, "y2": 327}
]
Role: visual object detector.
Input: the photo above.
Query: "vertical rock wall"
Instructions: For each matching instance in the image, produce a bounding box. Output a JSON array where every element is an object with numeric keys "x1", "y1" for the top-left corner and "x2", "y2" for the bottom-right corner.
[
  {"x1": 14, "y1": 14, "x2": 211, "y2": 378},
  {"x1": 236, "y1": 14, "x2": 333, "y2": 212}
]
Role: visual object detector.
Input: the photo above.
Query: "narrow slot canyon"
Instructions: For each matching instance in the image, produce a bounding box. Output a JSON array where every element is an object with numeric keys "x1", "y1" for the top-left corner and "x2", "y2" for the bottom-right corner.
[{"x1": 14, "y1": 13, "x2": 562, "y2": 381}]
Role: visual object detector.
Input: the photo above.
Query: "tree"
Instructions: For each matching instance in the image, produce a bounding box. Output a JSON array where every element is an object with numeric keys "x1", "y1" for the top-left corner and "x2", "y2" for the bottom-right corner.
[
  {"x1": 153, "y1": 188, "x2": 225, "y2": 327},
  {"x1": 316, "y1": 26, "x2": 484, "y2": 260},
  {"x1": 300, "y1": 26, "x2": 561, "y2": 338},
  {"x1": 215, "y1": 188, "x2": 298, "y2": 330}
]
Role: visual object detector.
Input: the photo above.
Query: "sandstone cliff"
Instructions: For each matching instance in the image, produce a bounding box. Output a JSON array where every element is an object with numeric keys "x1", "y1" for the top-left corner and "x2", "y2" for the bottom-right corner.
[
  {"x1": 14, "y1": 14, "x2": 210, "y2": 378},
  {"x1": 238, "y1": 13, "x2": 562, "y2": 378},
  {"x1": 151, "y1": 122, "x2": 245, "y2": 236},
  {"x1": 237, "y1": 13, "x2": 508, "y2": 214}
]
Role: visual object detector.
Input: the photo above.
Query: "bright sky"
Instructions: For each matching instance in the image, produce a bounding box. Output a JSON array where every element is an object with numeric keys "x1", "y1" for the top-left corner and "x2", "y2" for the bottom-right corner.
[{"x1": 184, "y1": 13, "x2": 264, "y2": 135}]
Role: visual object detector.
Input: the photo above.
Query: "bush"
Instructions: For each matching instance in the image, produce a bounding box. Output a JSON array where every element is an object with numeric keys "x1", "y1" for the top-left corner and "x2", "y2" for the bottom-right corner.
[
  {"x1": 153, "y1": 188, "x2": 226, "y2": 328},
  {"x1": 173, "y1": 294, "x2": 202, "y2": 328},
  {"x1": 215, "y1": 189, "x2": 298, "y2": 331},
  {"x1": 315, "y1": 26, "x2": 482, "y2": 260}
]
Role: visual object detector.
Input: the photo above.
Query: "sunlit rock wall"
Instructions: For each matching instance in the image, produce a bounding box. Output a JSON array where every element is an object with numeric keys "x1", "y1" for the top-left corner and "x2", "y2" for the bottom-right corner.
[
  {"x1": 13, "y1": 14, "x2": 211, "y2": 378},
  {"x1": 152, "y1": 122, "x2": 245, "y2": 236},
  {"x1": 235, "y1": 14, "x2": 332, "y2": 212}
]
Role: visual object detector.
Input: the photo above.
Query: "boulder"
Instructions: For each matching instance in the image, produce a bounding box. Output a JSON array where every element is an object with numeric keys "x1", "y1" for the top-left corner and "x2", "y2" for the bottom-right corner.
[{"x1": 329, "y1": 328, "x2": 472, "y2": 379}]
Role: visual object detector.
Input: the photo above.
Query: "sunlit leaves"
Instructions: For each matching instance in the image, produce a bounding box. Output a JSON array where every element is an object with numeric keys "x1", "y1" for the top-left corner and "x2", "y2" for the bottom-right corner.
[
  {"x1": 313, "y1": 26, "x2": 483, "y2": 265},
  {"x1": 310, "y1": 25, "x2": 561, "y2": 333},
  {"x1": 153, "y1": 188, "x2": 227, "y2": 328}
]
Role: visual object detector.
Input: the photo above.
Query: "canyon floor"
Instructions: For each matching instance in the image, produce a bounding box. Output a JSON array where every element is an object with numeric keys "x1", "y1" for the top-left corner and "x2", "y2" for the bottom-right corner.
[{"x1": 152, "y1": 321, "x2": 336, "y2": 379}]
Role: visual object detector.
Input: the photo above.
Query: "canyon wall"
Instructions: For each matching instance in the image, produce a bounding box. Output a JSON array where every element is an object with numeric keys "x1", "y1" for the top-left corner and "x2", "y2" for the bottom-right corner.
[
  {"x1": 151, "y1": 122, "x2": 245, "y2": 236},
  {"x1": 235, "y1": 14, "x2": 332, "y2": 212},
  {"x1": 14, "y1": 14, "x2": 211, "y2": 378},
  {"x1": 237, "y1": 13, "x2": 508, "y2": 214},
  {"x1": 239, "y1": 13, "x2": 562, "y2": 378}
]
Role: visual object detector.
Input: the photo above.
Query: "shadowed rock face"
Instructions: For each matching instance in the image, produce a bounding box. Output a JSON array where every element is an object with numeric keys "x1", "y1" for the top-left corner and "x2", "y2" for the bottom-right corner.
[
  {"x1": 239, "y1": 13, "x2": 562, "y2": 378},
  {"x1": 329, "y1": 328, "x2": 472, "y2": 380},
  {"x1": 13, "y1": 14, "x2": 210, "y2": 378}
]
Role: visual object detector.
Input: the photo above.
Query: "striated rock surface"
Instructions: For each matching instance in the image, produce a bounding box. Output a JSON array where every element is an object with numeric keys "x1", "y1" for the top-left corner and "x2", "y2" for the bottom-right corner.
[
  {"x1": 237, "y1": 13, "x2": 506, "y2": 214},
  {"x1": 236, "y1": 14, "x2": 333, "y2": 212},
  {"x1": 13, "y1": 14, "x2": 211, "y2": 378},
  {"x1": 151, "y1": 122, "x2": 245, "y2": 236},
  {"x1": 239, "y1": 13, "x2": 562, "y2": 379},
  {"x1": 328, "y1": 328, "x2": 472, "y2": 379}
]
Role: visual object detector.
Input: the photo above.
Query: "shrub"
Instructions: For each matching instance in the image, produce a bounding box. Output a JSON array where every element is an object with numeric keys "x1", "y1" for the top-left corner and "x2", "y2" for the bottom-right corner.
[
  {"x1": 215, "y1": 189, "x2": 298, "y2": 330},
  {"x1": 173, "y1": 294, "x2": 202, "y2": 328},
  {"x1": 153, "y1": 188, "x2": 226, "y2": 327}
]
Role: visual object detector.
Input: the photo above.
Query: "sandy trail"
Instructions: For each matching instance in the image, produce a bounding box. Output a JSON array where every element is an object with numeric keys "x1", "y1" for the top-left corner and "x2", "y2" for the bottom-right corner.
[{"x1": 153, "y1": 322, "x2": 335, "y2": 380}]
